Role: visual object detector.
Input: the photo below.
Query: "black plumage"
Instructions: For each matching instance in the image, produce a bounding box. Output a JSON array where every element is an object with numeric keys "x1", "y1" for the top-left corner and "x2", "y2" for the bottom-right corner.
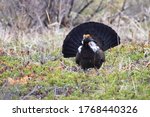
[{"x1": 62, "y1": 22, "x2": 120, "y2": 69}]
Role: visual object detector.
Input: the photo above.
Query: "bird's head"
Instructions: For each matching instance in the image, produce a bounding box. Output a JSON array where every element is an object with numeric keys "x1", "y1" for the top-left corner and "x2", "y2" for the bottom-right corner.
[
  {"x1": 81, "y1": 34, "x2": 99, "y2": 52},
  {"x1": 82, "y1": 34, "x2": 94, "y2": 45}
]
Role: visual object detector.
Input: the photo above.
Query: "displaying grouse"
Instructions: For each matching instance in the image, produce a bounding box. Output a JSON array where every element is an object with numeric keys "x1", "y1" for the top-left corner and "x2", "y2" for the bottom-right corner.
[{"x1": 62, "y1": 22, "x2": 120, "y2": 70}]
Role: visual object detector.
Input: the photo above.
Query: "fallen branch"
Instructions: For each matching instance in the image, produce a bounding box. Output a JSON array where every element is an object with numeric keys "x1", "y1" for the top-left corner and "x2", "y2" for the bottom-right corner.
[{"x1": 21, "y1": 85, "x2": 40, "y2": 100}]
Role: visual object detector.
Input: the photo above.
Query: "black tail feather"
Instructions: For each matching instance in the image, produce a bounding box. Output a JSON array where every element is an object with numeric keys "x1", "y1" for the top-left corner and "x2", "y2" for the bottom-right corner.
[{"x1": 62, "y1": 22, "x2": 120, "y2": 58}]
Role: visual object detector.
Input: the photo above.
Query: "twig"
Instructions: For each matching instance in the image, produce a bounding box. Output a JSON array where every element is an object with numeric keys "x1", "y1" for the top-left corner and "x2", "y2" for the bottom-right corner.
[
  {"x1": 74, "y1": 0, "x2": 93, "y2": 20},
  {"x1": 68, "y1": 0, "x2": 74, "y2": 17},
  {"x1": 86, "y1": 0, "x2": 104, "y2": 21},
  {"x1": 21, "y1": 85, "x2": 40, "y2": 100},
  {"x1": 109, "y1": 0, "x2": 127, "y2": 24}
]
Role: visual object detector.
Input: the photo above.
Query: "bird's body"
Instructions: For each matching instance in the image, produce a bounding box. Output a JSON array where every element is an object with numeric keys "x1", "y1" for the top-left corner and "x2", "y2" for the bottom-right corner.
[
  {"x1": 62, "y1": 22, "x2": 120, "y2": 70},
  {"x1": 75, "y1": 35, "x2": 105, "y2": 70},
  {"x1": 76, "y1": 45, "x2": 96, "y2": 69}
]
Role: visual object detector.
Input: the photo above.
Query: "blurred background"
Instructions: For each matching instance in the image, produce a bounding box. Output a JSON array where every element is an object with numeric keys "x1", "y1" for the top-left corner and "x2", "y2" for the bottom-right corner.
[{"x1": 0, "y1": 0, "x2": 150, "y2": 42}]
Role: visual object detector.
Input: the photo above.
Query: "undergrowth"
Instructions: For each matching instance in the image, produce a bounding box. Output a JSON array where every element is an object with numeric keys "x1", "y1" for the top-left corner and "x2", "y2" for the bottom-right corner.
[{"x1": 0, "y1": 43, "x2": 149, "y2": 100}]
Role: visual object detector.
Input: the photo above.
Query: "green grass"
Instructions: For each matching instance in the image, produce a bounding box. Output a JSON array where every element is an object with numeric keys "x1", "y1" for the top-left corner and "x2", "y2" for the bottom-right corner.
[{"x1": 0, "y1": 43, "x2": 150, "y2": 100}]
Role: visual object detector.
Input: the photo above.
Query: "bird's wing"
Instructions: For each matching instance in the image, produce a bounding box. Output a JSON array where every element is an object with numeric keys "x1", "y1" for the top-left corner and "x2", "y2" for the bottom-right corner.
[
  {"x1": 75, "y1": 52, "x2": 81, "y2": 65},
  {"x1": 95, "y1": 49, "x2": 105, "y2": 62},
  {"x1": 94, "y1": 49, "x2": 105, "y2": 69},
  {"x1": 62, "y1": 22, "x2": 120, "y2": 58}
]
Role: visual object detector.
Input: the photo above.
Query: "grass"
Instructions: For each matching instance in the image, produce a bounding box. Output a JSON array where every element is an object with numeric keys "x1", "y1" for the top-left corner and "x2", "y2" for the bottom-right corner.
[{"x1": 0, "y1": 42, "x2": 149, "y2": 100}]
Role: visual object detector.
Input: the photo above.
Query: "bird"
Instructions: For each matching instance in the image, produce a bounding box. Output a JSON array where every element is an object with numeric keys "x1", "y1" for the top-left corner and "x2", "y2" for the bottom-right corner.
[{"x1": 62, "y1": 22, "x2": 120, "y2": 70}]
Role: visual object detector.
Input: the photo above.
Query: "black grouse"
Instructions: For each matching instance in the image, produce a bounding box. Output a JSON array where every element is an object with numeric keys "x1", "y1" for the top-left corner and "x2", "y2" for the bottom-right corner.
[{"x1": 62, "y1": 22, "x2": 120, "y2": 70}]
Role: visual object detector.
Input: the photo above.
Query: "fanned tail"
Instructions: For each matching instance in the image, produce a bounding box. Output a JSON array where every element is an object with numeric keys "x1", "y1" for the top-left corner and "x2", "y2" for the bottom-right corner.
[{"x1": 62, "y1": 22, "x2": 120, "y2": 58}]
